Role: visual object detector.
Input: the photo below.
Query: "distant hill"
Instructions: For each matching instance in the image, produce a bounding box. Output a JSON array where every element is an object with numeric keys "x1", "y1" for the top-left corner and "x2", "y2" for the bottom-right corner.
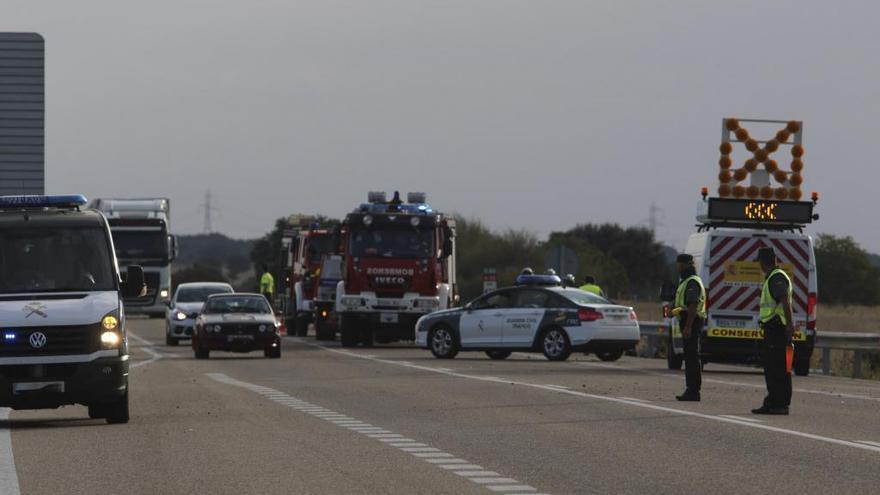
[{"x1": 175, "y1": 233, "x2": 256, "y2": 277}]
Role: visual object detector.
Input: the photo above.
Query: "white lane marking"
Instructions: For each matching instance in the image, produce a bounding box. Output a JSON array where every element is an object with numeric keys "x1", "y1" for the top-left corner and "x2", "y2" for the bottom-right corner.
[
  {"x1": 575, "y1": 358, "x2": 880, "y2": 403},
  {"x1": 128, "y1": 331, "x2": 163, "y2": 369},
  {"x1": 719, "y1": 415, "x2": 763, "y2": 423},
  {"x1": 207, "y1": 373, "x2": 545, "y2": 494},
  {"x1": 311, "y1": 343, "x2": 880, "y2": 456},
  {"x1": 543, "y1": 384, "x2": 570, "y2": 390},
  {"x1": 0, "y1": 409, "x2": 20, "y2": 495},
  {"x1": 618, "y1": 397, "x2": 650, "y2": 403},
  {"x1": 856, "y1": 440, "x2": 880, "y2": 447},
  {"x1": 487, "y1": 485, "x2": 536, "y2": 492}
]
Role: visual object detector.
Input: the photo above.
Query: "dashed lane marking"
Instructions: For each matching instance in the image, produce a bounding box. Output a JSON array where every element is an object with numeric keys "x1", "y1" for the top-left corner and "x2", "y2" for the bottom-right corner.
[
  {"x1": 719, "y1": 415, "x2": 763, "y2": 423},
  {"x1": 302, "y1": 341, "x2": 880, "y2": 456},
  {"x1": 207, "y1": 373, "x2": 544, "y2": 494},
  {"x1": 0, "y1": 409, "x2": 20, "y2": 495}
]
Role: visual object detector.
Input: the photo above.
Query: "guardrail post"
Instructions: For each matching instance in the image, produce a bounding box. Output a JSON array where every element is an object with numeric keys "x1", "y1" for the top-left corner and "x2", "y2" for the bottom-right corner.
[
  {"x1": 852, "y1": 350, "x2": 862, "y2": 379},
  {"x1": 821, "y1": 348, "x2": 831, "y2": 375}
]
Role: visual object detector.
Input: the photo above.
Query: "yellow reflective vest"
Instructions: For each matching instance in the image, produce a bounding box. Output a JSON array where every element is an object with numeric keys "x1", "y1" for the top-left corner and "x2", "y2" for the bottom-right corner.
[
  {"x1": 760, "y1": 268, "x2": 792, "y2": 325},
  {"x1": 260, "y1": 272, "x2": 275, "y2": 295}
]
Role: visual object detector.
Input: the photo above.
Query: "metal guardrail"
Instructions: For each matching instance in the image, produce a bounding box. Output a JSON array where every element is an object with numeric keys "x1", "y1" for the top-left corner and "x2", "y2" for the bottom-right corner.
[{"x1": 638, "y1": 321, "x2": 880, "y2": 379}]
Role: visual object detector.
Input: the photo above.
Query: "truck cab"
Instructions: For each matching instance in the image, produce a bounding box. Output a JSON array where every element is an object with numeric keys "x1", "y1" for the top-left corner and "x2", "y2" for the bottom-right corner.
[
  {"x1": 288, "y1": 227, "x2": 339, "y2": 336},
  {"x1": 90, "y1": 198, "x2": 177, "y2": 317},
  {"x1": 0, "y1": 195, "x2": 145, "y2": 423},
  {"x1": 336, "y1": 191, "x2": 457, "y2": 347}
]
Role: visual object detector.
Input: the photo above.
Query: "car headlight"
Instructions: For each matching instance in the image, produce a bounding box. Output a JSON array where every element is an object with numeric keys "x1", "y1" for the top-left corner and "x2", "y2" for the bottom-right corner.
[
  {"x1": 212, "y1": 325, "x2": 222, "y2": 333},
  {"x1": 101, "y1": 331, "x2": 121, "y2": 348},
  {"x1": 160, "y1": 289, "x2": 170, "y2": 299},
  {"x1": 175, "y1": 311, "x2": 187, "y2": 321}
]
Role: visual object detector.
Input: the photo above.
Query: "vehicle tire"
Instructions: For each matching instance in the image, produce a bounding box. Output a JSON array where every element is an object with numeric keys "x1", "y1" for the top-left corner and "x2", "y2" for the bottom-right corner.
[
  {"x1": 194, "y1": 346, "x2": 210, "y2": 359},
  {"x1": 294, "y1": 315, "x2": 309, "y2": 337},
  {"x1": 428, "y1": 325, "x2": 459, "y2": 359},
  {"x1": 339, "y1": 317, "x2": 358, "y2": 347},
  {"x1": 105, "y1": 390, "x2": 130, "y2": 425},
  {"x1": 87, "y1": 404, "x2": 105, "y2": 419},
  {"x1": 667, "y1": 333, "x2": 683, "y2": 370},
  {"x1": 485, "y1": 350, "x2": 511, "y2": 360},
  {"x1": 541, "y1": 328, "x2": 572, "y2": 361},
  {"x1": 165, "y1": 333, "x2": 177, "y2": 346},
  {"x1": 794, "y1": 357, "x2": 810, "y2": 376},
  {"x1": 596, "y1": 350, "x2": 624, "y2": 362},
  {"x1": 265, "y1": 346, "x2": 281, "y2": 359}
]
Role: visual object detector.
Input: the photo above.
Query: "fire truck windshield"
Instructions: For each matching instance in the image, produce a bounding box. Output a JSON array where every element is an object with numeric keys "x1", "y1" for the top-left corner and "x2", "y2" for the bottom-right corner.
[
  {"x1": 305, "y1": 235, "x2": 337, "y2": 264},
  {"x1": 350, "y1": 228, "x2": 434, "y2": 259}
]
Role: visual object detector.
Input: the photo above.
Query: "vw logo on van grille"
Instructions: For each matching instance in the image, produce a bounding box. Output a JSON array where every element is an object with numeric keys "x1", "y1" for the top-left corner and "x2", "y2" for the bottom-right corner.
[{"x1": 28, "y1": 331, "x2": 47, "y2": 349}]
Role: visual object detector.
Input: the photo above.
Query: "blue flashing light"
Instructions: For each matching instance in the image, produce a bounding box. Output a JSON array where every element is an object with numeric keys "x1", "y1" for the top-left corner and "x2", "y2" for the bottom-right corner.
[
  {"x1": 3, "y1": 332, "x2": 16, "y2": 342},
  {"x1": 0, "y1": 194, "x2": 88, "y2": 209},
  {"x1": 359, "y1": 202, "x2": 433, "y2": 215},
  {"x1": 516, "y1": 274, "x2": 562, "y2": 286}
]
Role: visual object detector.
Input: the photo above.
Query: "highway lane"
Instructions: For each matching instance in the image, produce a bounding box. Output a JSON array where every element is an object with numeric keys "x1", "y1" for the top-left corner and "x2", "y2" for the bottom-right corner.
[{"x1": 2, "y1": 318, "x2": 880, "y2": 494}]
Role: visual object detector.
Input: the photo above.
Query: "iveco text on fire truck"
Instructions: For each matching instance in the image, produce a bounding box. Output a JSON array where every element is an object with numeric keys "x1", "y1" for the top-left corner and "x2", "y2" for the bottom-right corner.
[
  {"x1": 663, "y1": 118, "x2": 818, "y2": 376},
  {"x1": 0, "y1": 195, "x2": 146, "y2": 424},
  {"x1": 283, "y1": 217, "x2": 341, "y2": 336},
  {"x1": 91, "y1": 198, "x2": 178, "y2": 317},
  {"x1": 336, "y1": 191, "x2": 457, "y2": 347}
]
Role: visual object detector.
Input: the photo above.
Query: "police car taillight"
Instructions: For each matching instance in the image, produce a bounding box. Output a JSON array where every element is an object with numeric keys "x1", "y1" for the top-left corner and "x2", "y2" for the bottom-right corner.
[{"x1": 578, "y1": 308, "x2": 604, "y2": 322}]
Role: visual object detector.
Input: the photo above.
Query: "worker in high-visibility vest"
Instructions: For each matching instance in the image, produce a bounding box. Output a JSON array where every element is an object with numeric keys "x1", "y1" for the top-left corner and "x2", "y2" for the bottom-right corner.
[
  {"x1": 673, "y1": 254, "x2": 705, "y2": 402},
  {"x1": 752, "y1": 247, "x2": 795, "y2": 415},
  {"x1": 259, "y1": 264, "x2": 275, "y2": 310},
  {"x1": 579, "y1": 275, "x2": 605, "y2": 297}
]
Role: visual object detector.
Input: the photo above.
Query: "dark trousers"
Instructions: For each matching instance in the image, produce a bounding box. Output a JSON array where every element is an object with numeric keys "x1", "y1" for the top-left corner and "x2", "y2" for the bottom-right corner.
[
  {"x1": 682, "y1": 317, "x2": 703, "y2": 393},
  {"x1": 762, "y1": 319, "x2": 792, "y2": 408}
]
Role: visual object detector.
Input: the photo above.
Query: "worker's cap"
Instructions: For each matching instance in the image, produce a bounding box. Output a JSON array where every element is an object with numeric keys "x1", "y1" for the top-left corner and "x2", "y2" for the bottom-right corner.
[
  {"x1": 757, "y1": 247, "x2": 777, "y2": 264},
  {"x1": 676, "y1": 254, "x2": 694, "y2": 263}
]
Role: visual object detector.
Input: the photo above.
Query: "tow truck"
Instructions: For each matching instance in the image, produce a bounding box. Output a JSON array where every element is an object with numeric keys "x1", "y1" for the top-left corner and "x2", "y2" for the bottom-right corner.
[
  {"x1": 662, "y1": 118, "x2": 818, "y2": 376},
  {"x1": 283, "y1": 217, "x2": 341, "y2": 337},
  {"x1": 336, "y1": 191, "x2": 457, "y2": 347}
]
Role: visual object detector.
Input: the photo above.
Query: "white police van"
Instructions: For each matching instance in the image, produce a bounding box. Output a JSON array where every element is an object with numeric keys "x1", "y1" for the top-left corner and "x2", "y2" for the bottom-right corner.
[{"x1": 0, "y1": 195, "x2": 145, "y2": 423}]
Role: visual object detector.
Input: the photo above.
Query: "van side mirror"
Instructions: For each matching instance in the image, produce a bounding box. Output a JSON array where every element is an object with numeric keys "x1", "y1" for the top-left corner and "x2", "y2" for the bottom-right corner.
[
  {"x1": 659, "y1": 281, "x2": 676, "y2": 302},
  {"x1": 122, "y1": 265, "x2": 147, "y2": 298}
]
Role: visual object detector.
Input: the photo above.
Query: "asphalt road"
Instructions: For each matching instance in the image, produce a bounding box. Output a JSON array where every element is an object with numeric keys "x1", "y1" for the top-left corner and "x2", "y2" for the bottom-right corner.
[{"x1": 2, "y1": 318, "x2": 880, "y2": 495}]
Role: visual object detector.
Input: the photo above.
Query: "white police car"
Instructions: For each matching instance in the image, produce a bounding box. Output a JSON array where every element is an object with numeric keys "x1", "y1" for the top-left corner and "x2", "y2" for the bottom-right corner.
[
  {"x1": 415, "y1": 275, "x2": 640, "y2": 361},
  {"x1": 165, "y1": 282, "x2": 234, "y2": 345},
  {"x1": 0, "y1": 195, "x2": 145, "y2": 424}
]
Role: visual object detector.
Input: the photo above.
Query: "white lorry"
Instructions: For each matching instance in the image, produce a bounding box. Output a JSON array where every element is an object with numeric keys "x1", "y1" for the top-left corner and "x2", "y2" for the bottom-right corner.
[{"x1": 90, "y1": 198, "x2": 178, "y2": 317}]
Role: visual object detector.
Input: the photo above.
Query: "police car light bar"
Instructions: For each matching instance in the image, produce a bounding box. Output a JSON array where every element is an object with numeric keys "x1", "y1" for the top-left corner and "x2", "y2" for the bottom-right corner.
[{"x1": 0, "y1": 194, "x2": 88, "y2": 209}]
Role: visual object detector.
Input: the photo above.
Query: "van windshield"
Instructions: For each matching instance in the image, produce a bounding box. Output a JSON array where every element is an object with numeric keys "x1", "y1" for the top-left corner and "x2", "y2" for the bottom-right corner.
[{"x1": 0, "y1": 227, "x2": 116, "y2": 294}]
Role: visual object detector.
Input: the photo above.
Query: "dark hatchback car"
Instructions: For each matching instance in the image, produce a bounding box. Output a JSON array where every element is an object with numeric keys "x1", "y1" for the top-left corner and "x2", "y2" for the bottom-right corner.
[{"x1": 192, "y1": 293, "x2": 281, "y2": 359}]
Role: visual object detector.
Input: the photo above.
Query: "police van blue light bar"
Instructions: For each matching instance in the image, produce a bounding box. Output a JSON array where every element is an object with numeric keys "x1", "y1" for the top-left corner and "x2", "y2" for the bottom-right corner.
[
  {"x1": 0, "y1": 194, "x2": 88, "y2": 209},
  {"x1": 3, "y1": 332, "x2": 16, "y2": 342}
]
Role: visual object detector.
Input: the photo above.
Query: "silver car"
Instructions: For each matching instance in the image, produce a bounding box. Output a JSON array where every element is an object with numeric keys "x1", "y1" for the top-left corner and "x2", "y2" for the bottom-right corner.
[{"x1": 165, "y1": 282, "x2": 234, "y2": 345}]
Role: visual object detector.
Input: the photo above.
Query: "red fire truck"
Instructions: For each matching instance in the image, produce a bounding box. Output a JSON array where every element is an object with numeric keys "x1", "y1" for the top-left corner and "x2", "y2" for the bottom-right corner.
[
  {"x1": 335, "y1": 191, "x2": 457, "y2": 347},
  {"x1": 283, "y1": 218, "x2": 341, "y2": 337}
]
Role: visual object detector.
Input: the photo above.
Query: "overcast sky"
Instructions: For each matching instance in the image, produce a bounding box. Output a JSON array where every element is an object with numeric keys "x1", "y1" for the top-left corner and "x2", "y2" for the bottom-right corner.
[{"x1": 3, "y1": 1, "x2": 878, "y2": 251}]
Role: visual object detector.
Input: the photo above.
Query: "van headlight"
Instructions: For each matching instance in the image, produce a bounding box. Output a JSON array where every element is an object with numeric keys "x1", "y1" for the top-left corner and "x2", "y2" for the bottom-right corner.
[
  {"x1": 101, "y1": 331, "x2": 121, "y2": 348},
  {"x1": 160, "y1": 289, "x2": 170, "y2": 299},
  {"x1": 102, "y1": 315, "x2": 119, "y2": 331}
]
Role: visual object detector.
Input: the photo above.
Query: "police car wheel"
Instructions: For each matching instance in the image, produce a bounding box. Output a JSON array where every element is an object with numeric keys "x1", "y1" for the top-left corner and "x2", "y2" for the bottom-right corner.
[
  {"x1": 485, "y1": 350, "x2": 511, "y2": 360},
  {"x1": 105, "y1": 390, "x2": 130, "y2": 425},
  {"x1": 596, "y1": 350, "x2": 624, "y2": 362},
  {"x1": 429, "y1": 326, "x2": 459, "y2": 359},
  {"x1": 541, "y1": 328, "x2": 572, "y2": 361}
]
